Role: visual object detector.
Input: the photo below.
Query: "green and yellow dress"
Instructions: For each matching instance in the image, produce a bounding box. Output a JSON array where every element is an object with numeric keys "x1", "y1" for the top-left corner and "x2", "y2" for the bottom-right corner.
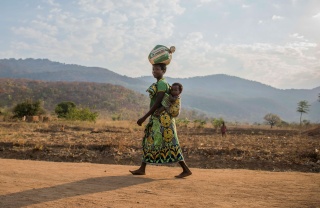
[{"x1": 142, "y1": 78, "x2": 184, "y2": 163}]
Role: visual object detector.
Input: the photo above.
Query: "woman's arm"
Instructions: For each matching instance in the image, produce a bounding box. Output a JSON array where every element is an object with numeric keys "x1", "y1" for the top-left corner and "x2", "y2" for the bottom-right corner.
[{"x1": 137, "y1": 91, "x2": 165, "y2": 126}]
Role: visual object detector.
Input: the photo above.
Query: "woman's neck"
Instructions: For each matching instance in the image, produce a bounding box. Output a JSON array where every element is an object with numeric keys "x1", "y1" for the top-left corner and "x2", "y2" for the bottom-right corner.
[{"x1": 157, "y1": 76, "x2": 164, "y2": 81}]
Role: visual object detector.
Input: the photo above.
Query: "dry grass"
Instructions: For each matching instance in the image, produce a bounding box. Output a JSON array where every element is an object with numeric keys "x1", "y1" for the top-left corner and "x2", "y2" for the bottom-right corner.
[{"x1": 0, "y1": 119, "x2": 319, "y2": 172}]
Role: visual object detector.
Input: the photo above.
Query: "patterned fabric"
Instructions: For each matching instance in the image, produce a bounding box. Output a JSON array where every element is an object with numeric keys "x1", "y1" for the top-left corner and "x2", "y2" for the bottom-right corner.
[
  {"x1": 146, "y1": 83, "x2": 157, "y2": 99},
  {"x1": 146, "y1": 78, "x2": 170, "y2": 108},
  {"x1": 161, "y1": 93, "x2": 171, "y2": 109},
  {"x1": 168, "y1": 97, "x2": 181, "y2": 117},
  {"x1": 142, "y1": 78, "x2": 184, "y2": 163}
]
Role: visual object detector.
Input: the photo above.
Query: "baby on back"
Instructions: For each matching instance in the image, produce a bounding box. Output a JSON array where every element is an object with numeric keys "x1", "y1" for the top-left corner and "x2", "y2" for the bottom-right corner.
[{"x1": 154, "y1": 82, "x2": 183, "y2": 117}]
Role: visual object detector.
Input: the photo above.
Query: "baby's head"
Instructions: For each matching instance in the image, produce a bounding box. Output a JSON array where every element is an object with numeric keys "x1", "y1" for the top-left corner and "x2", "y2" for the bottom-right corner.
[{"x1": 171, "y1": 83, "x2": 183, "y2": 96}]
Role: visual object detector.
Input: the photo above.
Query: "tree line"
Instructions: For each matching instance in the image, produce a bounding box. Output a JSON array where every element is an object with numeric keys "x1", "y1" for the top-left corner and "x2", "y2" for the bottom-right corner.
[{"x1": 264, "y1": 100, "x2": 314, "y2": 128}]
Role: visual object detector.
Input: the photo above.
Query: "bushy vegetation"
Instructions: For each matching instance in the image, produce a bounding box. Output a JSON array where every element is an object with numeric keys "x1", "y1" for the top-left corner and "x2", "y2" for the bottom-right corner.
[
  {"x1": 55, "y1": 101, "x2": 76, "y2": 118},
  {"x1": 12, "y1": 100, "x2": 45, "y2": 118},
  {"x1": 64, "y1": 107, "x2": 98, "y2": 122},
  {"x1": 211, "y1": 118, "x2": 225, "y2": 130},
  {"x1": 0, "y1": 78, "x2": 148, "y2": 120},
  {"x1": 55, "y1": 101, "x2": 98, "y2": 122}
]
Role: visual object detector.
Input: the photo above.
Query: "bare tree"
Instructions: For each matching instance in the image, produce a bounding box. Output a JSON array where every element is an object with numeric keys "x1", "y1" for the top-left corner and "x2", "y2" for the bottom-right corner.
[
  {"x1": 297, "y1": 100, "x2": 310, "y2": 126},
  {"x1": 264, "y1": 113, "x2": 281, "y2": 128}
]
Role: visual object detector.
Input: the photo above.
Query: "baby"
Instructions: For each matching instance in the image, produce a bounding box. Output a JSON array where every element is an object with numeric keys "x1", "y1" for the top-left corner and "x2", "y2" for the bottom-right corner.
[{"x1": 154, "y1": 82, "x2": 183, "y2": 117}]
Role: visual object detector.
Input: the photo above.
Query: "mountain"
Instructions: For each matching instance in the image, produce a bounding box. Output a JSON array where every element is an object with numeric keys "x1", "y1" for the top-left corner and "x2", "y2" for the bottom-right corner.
[
  {"x1": 0, "y1": 78, "x2": 149, "y2": 120},
  {"x1": 0, "y1": 58, "x2": 148, "y2": 92},
  {"x1": 138, "y1": 75, "x2": 320, "y2": 122},
  {"x1": 1, "y1": 58, "x2": 319, "y2": 122}
]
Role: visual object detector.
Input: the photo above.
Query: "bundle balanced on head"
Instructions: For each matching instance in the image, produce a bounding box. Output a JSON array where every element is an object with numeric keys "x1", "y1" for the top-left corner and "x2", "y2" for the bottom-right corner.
[{"x1": 130, "y1": 45, "x2": 192, "y2": 178}]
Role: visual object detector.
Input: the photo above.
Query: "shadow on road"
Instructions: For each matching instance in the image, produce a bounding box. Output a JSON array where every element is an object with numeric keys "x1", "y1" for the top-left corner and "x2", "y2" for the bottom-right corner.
[{"x1": 0, "y1": 175, "x2": 153, "y2": 208}]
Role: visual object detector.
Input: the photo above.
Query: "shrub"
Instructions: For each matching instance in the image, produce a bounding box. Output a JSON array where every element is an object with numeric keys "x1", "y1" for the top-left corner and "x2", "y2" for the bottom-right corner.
[
  {"x1": 55, "y1": 101, "x2": 98, "y2": 122},
  {"x1": 12, "y1": 100, "x2": 45, "y2": 118},
  {"x1": 211, "y1": 118, "x2": 224, "y2": 130},
  {"x1": 55, "y1": 101, "x2": 76, "y2": 118},
  {"x1": 65, "y1": 107, "x2": 98, "y2": 122}
]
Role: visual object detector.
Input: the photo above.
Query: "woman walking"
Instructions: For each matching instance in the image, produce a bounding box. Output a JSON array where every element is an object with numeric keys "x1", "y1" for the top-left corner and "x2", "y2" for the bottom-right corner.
[{"x1": 129, "y1": 63, "x2": 192, "y2": 178}]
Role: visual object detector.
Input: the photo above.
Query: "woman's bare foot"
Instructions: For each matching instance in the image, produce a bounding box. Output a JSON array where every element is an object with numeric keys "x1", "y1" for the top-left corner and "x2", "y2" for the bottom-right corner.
[
  {"x1": 129, "y1": 169, "x2": 146, "y2": 175},
  {"x1": 175, "y1": 171, "x2": 192, "y2": 178}
]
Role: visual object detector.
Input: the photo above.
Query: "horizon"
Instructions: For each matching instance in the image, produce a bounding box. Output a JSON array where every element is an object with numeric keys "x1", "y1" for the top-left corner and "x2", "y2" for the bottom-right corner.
[
  {"x1": 1, "y1": 57, "x2": 319, "y2": 90},
  {"x1": 1, "y1": 0, "x2": 320, "y2": 89}
]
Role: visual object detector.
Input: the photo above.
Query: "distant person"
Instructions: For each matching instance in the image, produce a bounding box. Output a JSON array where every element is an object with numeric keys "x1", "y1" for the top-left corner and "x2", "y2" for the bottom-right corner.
[
  {"x1": 154, "y1": 82, "x2": 183, "y2": 117},
  {"x1": 221, "y1": 122, "x2": 227, "y2": 137}
]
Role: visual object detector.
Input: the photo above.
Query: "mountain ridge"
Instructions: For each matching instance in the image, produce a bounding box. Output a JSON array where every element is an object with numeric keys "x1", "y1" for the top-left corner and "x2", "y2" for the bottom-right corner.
[{"x1": 1, "y1": 58, "x2": 319, "y2": 122}]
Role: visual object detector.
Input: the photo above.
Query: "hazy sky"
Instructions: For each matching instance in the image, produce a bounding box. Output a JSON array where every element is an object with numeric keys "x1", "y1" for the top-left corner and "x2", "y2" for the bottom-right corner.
[{"x1": 1, "y1": 0, "x2": 320, "y2": 89}]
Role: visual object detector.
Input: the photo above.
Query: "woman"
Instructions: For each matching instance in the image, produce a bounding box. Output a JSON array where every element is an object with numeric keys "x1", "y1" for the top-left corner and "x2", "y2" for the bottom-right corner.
[{"x1": 129, "y1": 63, "x2": 192, "y2": 178}]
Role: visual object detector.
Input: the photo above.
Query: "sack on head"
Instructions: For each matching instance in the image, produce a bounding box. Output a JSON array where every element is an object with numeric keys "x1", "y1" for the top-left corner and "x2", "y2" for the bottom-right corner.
[{"x1": 148, "y1": 45, "x2": 175, "y2": 65}]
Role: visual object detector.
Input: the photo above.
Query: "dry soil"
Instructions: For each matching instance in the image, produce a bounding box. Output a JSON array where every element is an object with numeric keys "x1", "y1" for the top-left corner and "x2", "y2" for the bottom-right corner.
[{"x1": 0, "y1": 159, "x2": 319, "y2": 208}]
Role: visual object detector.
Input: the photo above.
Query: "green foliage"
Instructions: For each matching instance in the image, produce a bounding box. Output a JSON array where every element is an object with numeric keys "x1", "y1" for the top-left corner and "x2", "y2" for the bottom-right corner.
[
  {"x1": 55, "y1": 101, "x2": 76, "y2": 118},
  {"x1": 55, "y1": 101, "x2": 98, "y2": 122},
  {"x1": 65, "y1": 107, "x2": 98, "y2": 122},
  {"x1": 211, "y1": 118, "x2": 224, "y2": 130},
  {"x1": 12, "y1": 100, "x2": 45, "y2": 118},
  {"x1": 297, "y1": 100, "x2": 310, "y2": 126},
  {"x1": 199, "y1": 120, "x2": 206, "y2": 128},
  {"x1": 264, "y1": 113, "x2": 281, "y2": 128}
]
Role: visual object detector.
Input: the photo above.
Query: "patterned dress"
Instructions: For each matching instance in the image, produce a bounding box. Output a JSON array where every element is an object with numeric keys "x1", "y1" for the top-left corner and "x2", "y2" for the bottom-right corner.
[{"x1": 142, "y1": 78, "x2": 184, "y2": 163}]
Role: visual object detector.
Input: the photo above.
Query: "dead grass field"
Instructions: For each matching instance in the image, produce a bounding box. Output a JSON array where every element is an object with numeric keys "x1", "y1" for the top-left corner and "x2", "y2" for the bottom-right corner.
[{"x1": 0, "y1": 120, "x2": 319, "y2": 172}]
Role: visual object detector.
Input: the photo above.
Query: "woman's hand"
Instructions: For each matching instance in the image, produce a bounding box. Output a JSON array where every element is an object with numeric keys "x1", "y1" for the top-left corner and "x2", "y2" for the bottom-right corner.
[{"x1": 137, "y1": 116, "x2": 147, "y2": 126}]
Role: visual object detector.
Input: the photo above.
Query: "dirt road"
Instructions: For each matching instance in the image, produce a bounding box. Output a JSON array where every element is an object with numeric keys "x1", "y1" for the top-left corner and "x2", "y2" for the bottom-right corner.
[{"x1": 0, "y1": 159, "x2": 319, "y2": 208}]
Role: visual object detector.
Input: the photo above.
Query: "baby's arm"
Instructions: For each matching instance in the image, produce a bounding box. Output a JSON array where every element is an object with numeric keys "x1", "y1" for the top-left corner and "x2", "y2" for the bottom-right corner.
[{"x1": 169, "y1": 94, "x2": 178, "y2": 103}]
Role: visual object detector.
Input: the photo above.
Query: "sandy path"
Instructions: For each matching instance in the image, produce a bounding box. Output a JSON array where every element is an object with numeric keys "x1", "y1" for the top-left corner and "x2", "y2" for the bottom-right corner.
[{"x1": 0, "y1": 159, "x2": 319, "y2": 208}]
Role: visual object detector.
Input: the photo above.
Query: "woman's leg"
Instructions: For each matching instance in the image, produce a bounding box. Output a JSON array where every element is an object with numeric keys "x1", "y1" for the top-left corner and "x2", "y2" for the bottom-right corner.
[
  {"x1": 129, "y1": 162, "x2": 147, "y2": 175},
  {"x1": 175, "y1": 161, "x2": 192, "y2": 178}
]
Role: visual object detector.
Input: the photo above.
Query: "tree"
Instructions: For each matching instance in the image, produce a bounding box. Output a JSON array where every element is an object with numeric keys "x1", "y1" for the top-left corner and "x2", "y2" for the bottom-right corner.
[
  {"x1": 264, "y1": 113, "x2": 281, "y2": 128},
  {"x1": 318, "y1": 93, "x2": 320, "y2": 102},
  {"x1": 55, "y1": 101, "x2": 76, "y2": 118},
  {"x1": 12, "y1": 100, "x2": 45, "y2": 118},
  {"x1": 211, "y1": 118, "x2": 224, "y2": 131},
  {"x1": 297, "y1": 100, "x2": 310, "y2": 126}
]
